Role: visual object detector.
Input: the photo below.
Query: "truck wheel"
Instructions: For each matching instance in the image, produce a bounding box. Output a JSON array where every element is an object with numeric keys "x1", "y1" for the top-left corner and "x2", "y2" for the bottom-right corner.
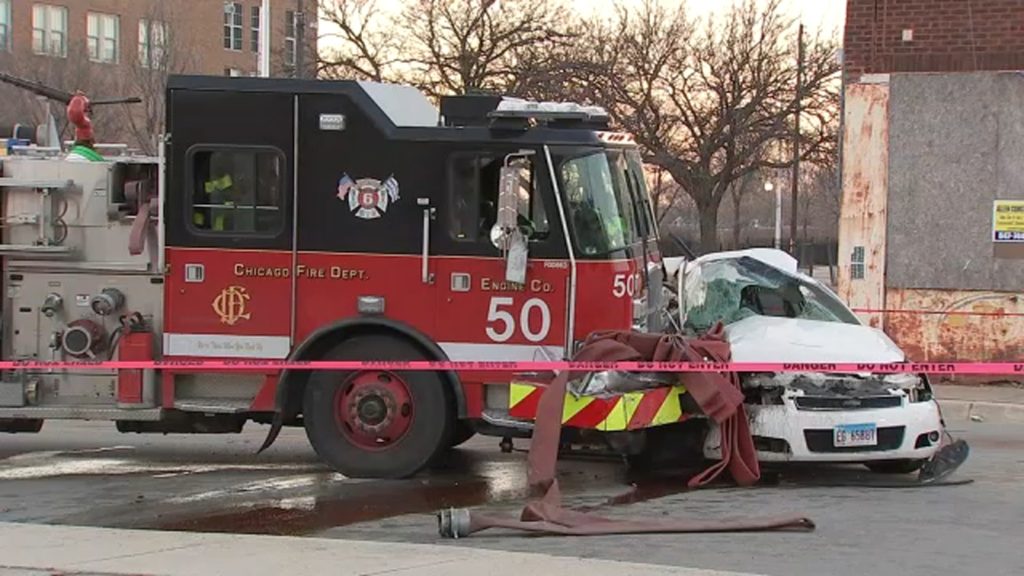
[
  {"x1": 450, "y1": 420, "x2": 476, "y2": 448},
  {"x1": 302, "y1": 333, "x2": 454, "y2": 479},
  {"x1": 865, "y1": 459, "x2": 925, "y2": 474}
]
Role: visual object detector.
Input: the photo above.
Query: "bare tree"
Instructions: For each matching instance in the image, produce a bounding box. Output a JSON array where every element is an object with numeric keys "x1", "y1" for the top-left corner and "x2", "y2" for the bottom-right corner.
[
  {"x1": 573, "y1": 0, "x2": 841, "y2": 253},
  {"x1": 318, "y1": 0, "x2": 406, "y2": 82},
  {"x1": 648, "y1": 167, "x2": 686, "y2": 225},
  {"x1": 117, "y1": 1, "x2": 199, "y2": 155},
  {"x1": 0, "y1": 46, "x2": 123, "y2": 144},
  {"x1": 398, "y1": 0, "x2": 577, "y2": 98},
  {"x1": 727, "y1": 171, "x2": 760, "y2": 249}
]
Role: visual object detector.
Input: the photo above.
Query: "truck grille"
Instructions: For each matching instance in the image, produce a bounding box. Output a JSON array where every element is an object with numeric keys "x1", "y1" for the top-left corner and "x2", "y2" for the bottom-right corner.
[
  {"x1": 804, "y1": 426, "x2": 905, "y2": 453},
  {"x1": 794, "y1": 396, "x2": 902, "y2": 411}
]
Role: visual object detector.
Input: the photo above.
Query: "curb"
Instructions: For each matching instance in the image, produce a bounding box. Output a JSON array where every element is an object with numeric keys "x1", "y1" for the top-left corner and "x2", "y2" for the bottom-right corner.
[{"x1": 939, "y1": 399, "x2": 1024, "y2": 424}]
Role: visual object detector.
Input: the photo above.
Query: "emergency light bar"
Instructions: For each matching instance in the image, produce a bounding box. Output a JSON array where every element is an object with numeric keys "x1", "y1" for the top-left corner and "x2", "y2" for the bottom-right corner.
[{"x1": 489, "y1": 97, "x2": 610, "y2": 122}]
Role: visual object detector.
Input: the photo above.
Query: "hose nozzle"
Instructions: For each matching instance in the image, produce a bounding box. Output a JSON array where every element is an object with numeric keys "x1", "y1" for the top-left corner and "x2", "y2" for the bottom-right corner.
[{"x1": 437, "y1": 507, "x2": 472, "y2": 539}]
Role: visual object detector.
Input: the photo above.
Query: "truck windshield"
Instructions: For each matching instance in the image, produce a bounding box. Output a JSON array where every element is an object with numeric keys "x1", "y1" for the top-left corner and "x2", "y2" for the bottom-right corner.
[
  {"x1": 624, "y1": 149, "x2": 657, "y2": 239},
  {"x1": 559, "y1": 149, "x2": 640, "y2": 256}
]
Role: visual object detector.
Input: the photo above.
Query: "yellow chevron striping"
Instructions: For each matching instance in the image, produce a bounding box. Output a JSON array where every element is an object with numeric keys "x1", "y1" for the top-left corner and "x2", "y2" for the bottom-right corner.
[
  {"x1": 508, "y1": 382, "x2": 536, "y2": 409},
  {"x1": 561, "y1": 393, "x2": 593, "y2": 423},
  {"x1": 507, "y1": 382, "x2": 690, "y2": 430},
  {"x1": 651, "y1": 387, "x2": 685, "y2": 425},
  {"x1": 622, "y1": 393, "x2": 643, "y2": 426},
  {"x1": 600, "y1": 393, "x2": 645, "y2": 431},
  {"x1": 597, "y1": 397, "x2": 626, "y2": 431}
]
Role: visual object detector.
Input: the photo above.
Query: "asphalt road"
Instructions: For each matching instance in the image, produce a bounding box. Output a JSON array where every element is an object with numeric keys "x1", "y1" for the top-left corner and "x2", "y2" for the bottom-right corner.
[{"x1": 1, "y1": 420, "x2": 1021, "y2": 576}]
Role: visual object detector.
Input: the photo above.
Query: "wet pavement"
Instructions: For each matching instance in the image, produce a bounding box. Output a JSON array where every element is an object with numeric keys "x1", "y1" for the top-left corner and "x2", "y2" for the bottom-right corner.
[
  {"x1": 0, "y1": 421, "x2": 628, "y2": 534},
  {"x1": 1, "y1": 420, "x2": 1022, "y2": 576}
]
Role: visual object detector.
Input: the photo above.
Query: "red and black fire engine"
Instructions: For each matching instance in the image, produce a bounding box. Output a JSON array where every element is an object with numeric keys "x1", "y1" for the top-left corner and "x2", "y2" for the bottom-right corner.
[{"x1": 0, "y1": 75, "x2": 671, "y2": 478}]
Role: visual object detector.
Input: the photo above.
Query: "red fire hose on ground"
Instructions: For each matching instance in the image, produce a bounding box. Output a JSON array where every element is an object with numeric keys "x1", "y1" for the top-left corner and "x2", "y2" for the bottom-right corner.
[{"x1": 438, "y1": 325, "x2": 817, "y2": 538}]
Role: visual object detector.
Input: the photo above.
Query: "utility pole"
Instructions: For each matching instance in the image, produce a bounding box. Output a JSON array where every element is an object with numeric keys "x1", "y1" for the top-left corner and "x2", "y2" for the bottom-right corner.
[
  {"x1": 294, "y1": 0, "x2": 305, "y2": 79},
  {"x1": 789, "y1": 23, "x2": 804, "y2": 257}
]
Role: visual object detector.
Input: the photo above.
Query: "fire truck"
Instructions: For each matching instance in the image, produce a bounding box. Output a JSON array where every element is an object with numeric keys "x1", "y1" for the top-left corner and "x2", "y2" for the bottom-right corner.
[{"x1": 0, "y1": 74, "x2": 674, "y2": 478}]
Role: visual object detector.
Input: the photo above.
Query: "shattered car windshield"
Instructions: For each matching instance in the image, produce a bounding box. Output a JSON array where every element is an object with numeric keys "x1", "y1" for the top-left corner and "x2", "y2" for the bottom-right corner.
[{"x1": 682, "y1": 256, "x2": 861, "y2": 332}]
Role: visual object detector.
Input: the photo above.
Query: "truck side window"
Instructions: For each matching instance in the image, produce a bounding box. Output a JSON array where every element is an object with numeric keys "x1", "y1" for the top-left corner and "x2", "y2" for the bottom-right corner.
[
  {"x1": 188, "y1": 147, "x2": 285, "y2": 235},
  {"x1": 448, "y1": 152, "x2": 549, "y2": 242}
]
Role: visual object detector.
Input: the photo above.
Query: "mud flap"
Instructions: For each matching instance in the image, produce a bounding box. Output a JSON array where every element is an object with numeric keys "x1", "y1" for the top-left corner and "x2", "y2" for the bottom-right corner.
[{"x1": 256, "y1": 414, "x2": 283, "y2": 454}]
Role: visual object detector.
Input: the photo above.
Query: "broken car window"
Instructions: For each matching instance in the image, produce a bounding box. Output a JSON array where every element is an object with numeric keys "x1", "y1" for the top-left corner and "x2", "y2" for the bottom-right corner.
[{"x1": 682, "y1": 256, "x2": 861, "y2": 332}]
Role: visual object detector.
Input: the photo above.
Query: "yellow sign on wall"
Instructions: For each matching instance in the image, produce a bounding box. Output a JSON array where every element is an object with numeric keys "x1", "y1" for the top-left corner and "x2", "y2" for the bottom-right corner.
[{"x1": 993, "y1": 200, "x2": 1024, "y2": 243}]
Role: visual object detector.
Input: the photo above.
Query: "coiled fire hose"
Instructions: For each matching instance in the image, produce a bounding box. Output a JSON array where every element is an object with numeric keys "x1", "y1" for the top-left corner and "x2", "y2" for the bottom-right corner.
[{"x1": 438, "y1": 325, "x2": 817, "y2": 538}]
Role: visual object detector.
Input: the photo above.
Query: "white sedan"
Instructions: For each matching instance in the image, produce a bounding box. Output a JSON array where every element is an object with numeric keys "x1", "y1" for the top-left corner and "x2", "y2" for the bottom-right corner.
[{"x1": 664, "y1": 248, "x2": 945, "y2": 473}]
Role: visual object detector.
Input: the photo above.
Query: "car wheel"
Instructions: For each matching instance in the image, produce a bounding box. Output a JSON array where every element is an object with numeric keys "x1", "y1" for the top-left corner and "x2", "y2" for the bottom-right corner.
[
  {"x1": 627, "y1": 420, "x2": 708, "y2": 473},
  {"x1": 865, "y1": 459, "x2": 925, "y2": 474},
  {"x1": 303, "y1": 334, "x2": 454, "y2": 479}
]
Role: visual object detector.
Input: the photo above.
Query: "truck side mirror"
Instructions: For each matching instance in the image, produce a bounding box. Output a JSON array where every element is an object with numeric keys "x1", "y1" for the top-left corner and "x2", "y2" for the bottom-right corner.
[
  {"x1": 494, "y1": 160, "x2": 531, "y2": 284},
  {"x1": 490, "y1": 162, "x2": 529, "y2": 251}
]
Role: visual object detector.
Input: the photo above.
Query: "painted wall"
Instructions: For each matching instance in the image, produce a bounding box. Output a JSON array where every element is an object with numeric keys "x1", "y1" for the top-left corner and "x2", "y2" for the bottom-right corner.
[{"x1": 885, "y1": 288, "x2": 1024, "y2": 363}]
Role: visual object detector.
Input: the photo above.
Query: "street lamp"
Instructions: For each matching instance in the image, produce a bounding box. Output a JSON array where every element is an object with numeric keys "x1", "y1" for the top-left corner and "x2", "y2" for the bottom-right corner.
[{"x1": 765, "y1": 180, "x2": 781, "y2": 249}]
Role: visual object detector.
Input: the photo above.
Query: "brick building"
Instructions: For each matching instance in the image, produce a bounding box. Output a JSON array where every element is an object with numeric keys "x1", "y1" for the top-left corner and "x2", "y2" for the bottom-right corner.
[
  {"x1": 837, "y1": 0, "x2": 1024, "y2": 370},
  {"x1": 843, "y1": 0, "x2": 1024, "y2": 79},
  {"x1": 0, "y1": 0, "x2": 317, "y2": 149}
]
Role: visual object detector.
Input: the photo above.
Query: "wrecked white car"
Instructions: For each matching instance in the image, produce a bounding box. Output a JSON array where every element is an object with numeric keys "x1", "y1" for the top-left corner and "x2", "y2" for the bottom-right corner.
[{"x1": 664, "y1": 248, "x2": 945, "y2": 473}]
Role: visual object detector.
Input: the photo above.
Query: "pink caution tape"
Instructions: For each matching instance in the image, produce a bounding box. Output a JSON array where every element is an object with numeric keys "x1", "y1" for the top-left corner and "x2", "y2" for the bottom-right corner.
[
  {"x1": 0, "y1": 359, "x2": 1022, "y2": 374},
  {"x1": 852, "y1": 307, "x2": 1024, "y2": 318}
]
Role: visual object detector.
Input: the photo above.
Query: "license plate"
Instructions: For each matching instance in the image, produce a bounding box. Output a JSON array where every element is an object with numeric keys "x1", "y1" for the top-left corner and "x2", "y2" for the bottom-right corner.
[{"x1": 834, "y1": 423, "x2": 877, "y2": 448}]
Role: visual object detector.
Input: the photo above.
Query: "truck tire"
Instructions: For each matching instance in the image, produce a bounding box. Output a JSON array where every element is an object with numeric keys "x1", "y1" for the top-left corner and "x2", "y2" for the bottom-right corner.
[
  {"x1": 450, "y1": 420, "x2": 476, "y2": 448},
  {"x1": 302, "y1": 333, "x2": 454, "y2": 479}
]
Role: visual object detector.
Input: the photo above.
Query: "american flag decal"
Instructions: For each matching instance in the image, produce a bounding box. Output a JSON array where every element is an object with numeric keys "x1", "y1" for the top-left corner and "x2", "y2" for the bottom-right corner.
[{"x1": 382, "y1": 175, "x2": 399, "y2": 202}]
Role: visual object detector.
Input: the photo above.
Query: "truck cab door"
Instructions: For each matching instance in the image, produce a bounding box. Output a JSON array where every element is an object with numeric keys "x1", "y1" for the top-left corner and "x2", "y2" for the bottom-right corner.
[
  {"x1": 433, "y1": 147, "x2": 571, "y2": 362},
  {"x1": 162, "y1": 87, "x2": 295, "y2": 360}
]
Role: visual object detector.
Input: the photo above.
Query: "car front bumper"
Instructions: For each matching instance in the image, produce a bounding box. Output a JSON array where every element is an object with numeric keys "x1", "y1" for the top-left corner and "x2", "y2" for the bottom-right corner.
[{"x1": 703, "y1": 396, "x2": 944, "y2": 463}]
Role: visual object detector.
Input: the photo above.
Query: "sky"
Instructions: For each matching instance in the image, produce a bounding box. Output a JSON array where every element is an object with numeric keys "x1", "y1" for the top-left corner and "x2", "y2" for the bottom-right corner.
[
  {"x1": 566, "y1": 0, "x2": 843, "y2": 32},
  {"x1": 318, "y1": 0, "x2": 846, "y2": 45}
]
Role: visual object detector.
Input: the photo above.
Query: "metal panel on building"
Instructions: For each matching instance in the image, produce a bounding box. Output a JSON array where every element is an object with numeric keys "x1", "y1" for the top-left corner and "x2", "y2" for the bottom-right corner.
[
  {"x1": 886, "y1": 72, "x2": 1024, "y2": 291},
  {"x1": 837, "y1": 80, "x2": 890, "y2": 330}
]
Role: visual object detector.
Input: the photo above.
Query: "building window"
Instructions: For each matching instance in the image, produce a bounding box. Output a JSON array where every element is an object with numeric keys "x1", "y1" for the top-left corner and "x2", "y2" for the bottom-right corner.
[
  {"x1": 850, "y1": 245, "x2": 865, "y2": 280},
  {"x1": 32, "y1": 4, "x2": 67, "y2": 57},
  {"x1": 284, "y1": 10, "x2": 297, "y2": 68},
  {"x1": 447, "y1": 152, "x2": 549, "y2": 242},
  {"x1": 189, "y1": 147, "x2": 285, "y2": 235},
  {"x1": 223, "y1": 2, "x2": 242, "y2": 51},
  {"x1": 250, "y1": 6, "x2": 260, "y2": 53},
  {"x1": 138, "y1": 19, "x2": 166, "y2": 69},
  {"x1": 0, "y1": 0, "x2": 11, "y2": 51},
  {"x1": 87, "y1": 12, "x2": 119, "y2": 63}
]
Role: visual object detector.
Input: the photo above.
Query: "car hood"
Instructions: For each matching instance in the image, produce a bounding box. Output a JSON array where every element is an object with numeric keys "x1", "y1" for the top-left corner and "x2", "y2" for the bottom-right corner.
[{"x1": 723, "y1": 316, "x2": 906, "y2": 364}]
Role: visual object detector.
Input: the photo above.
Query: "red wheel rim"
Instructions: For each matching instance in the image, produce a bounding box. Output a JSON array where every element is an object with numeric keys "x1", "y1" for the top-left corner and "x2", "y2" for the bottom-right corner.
[{"x1": 334, "y1": 370, "x2": 413, "y2": 450}]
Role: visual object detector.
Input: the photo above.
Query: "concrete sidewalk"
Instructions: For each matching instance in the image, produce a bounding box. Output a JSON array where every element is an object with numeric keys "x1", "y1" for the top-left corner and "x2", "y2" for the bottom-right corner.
[
  {"x1": 933, "y1": 384, "x2": 1024, "y2": 424},
  {"x1": 0, "y1": 522, "x2": 762, "y2": 576}
]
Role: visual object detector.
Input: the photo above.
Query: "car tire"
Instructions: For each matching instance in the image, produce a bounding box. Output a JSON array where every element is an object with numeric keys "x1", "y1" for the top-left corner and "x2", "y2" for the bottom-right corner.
[
  {"x1": 627, "y1": 420, "x2": 708, "y2": 473},
  {"x1": 865, "y1": 459, "x2": 925, "y2": 474},
  {"x1": 302, "y1": 333, "x2": 454, "y2": 479}
]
